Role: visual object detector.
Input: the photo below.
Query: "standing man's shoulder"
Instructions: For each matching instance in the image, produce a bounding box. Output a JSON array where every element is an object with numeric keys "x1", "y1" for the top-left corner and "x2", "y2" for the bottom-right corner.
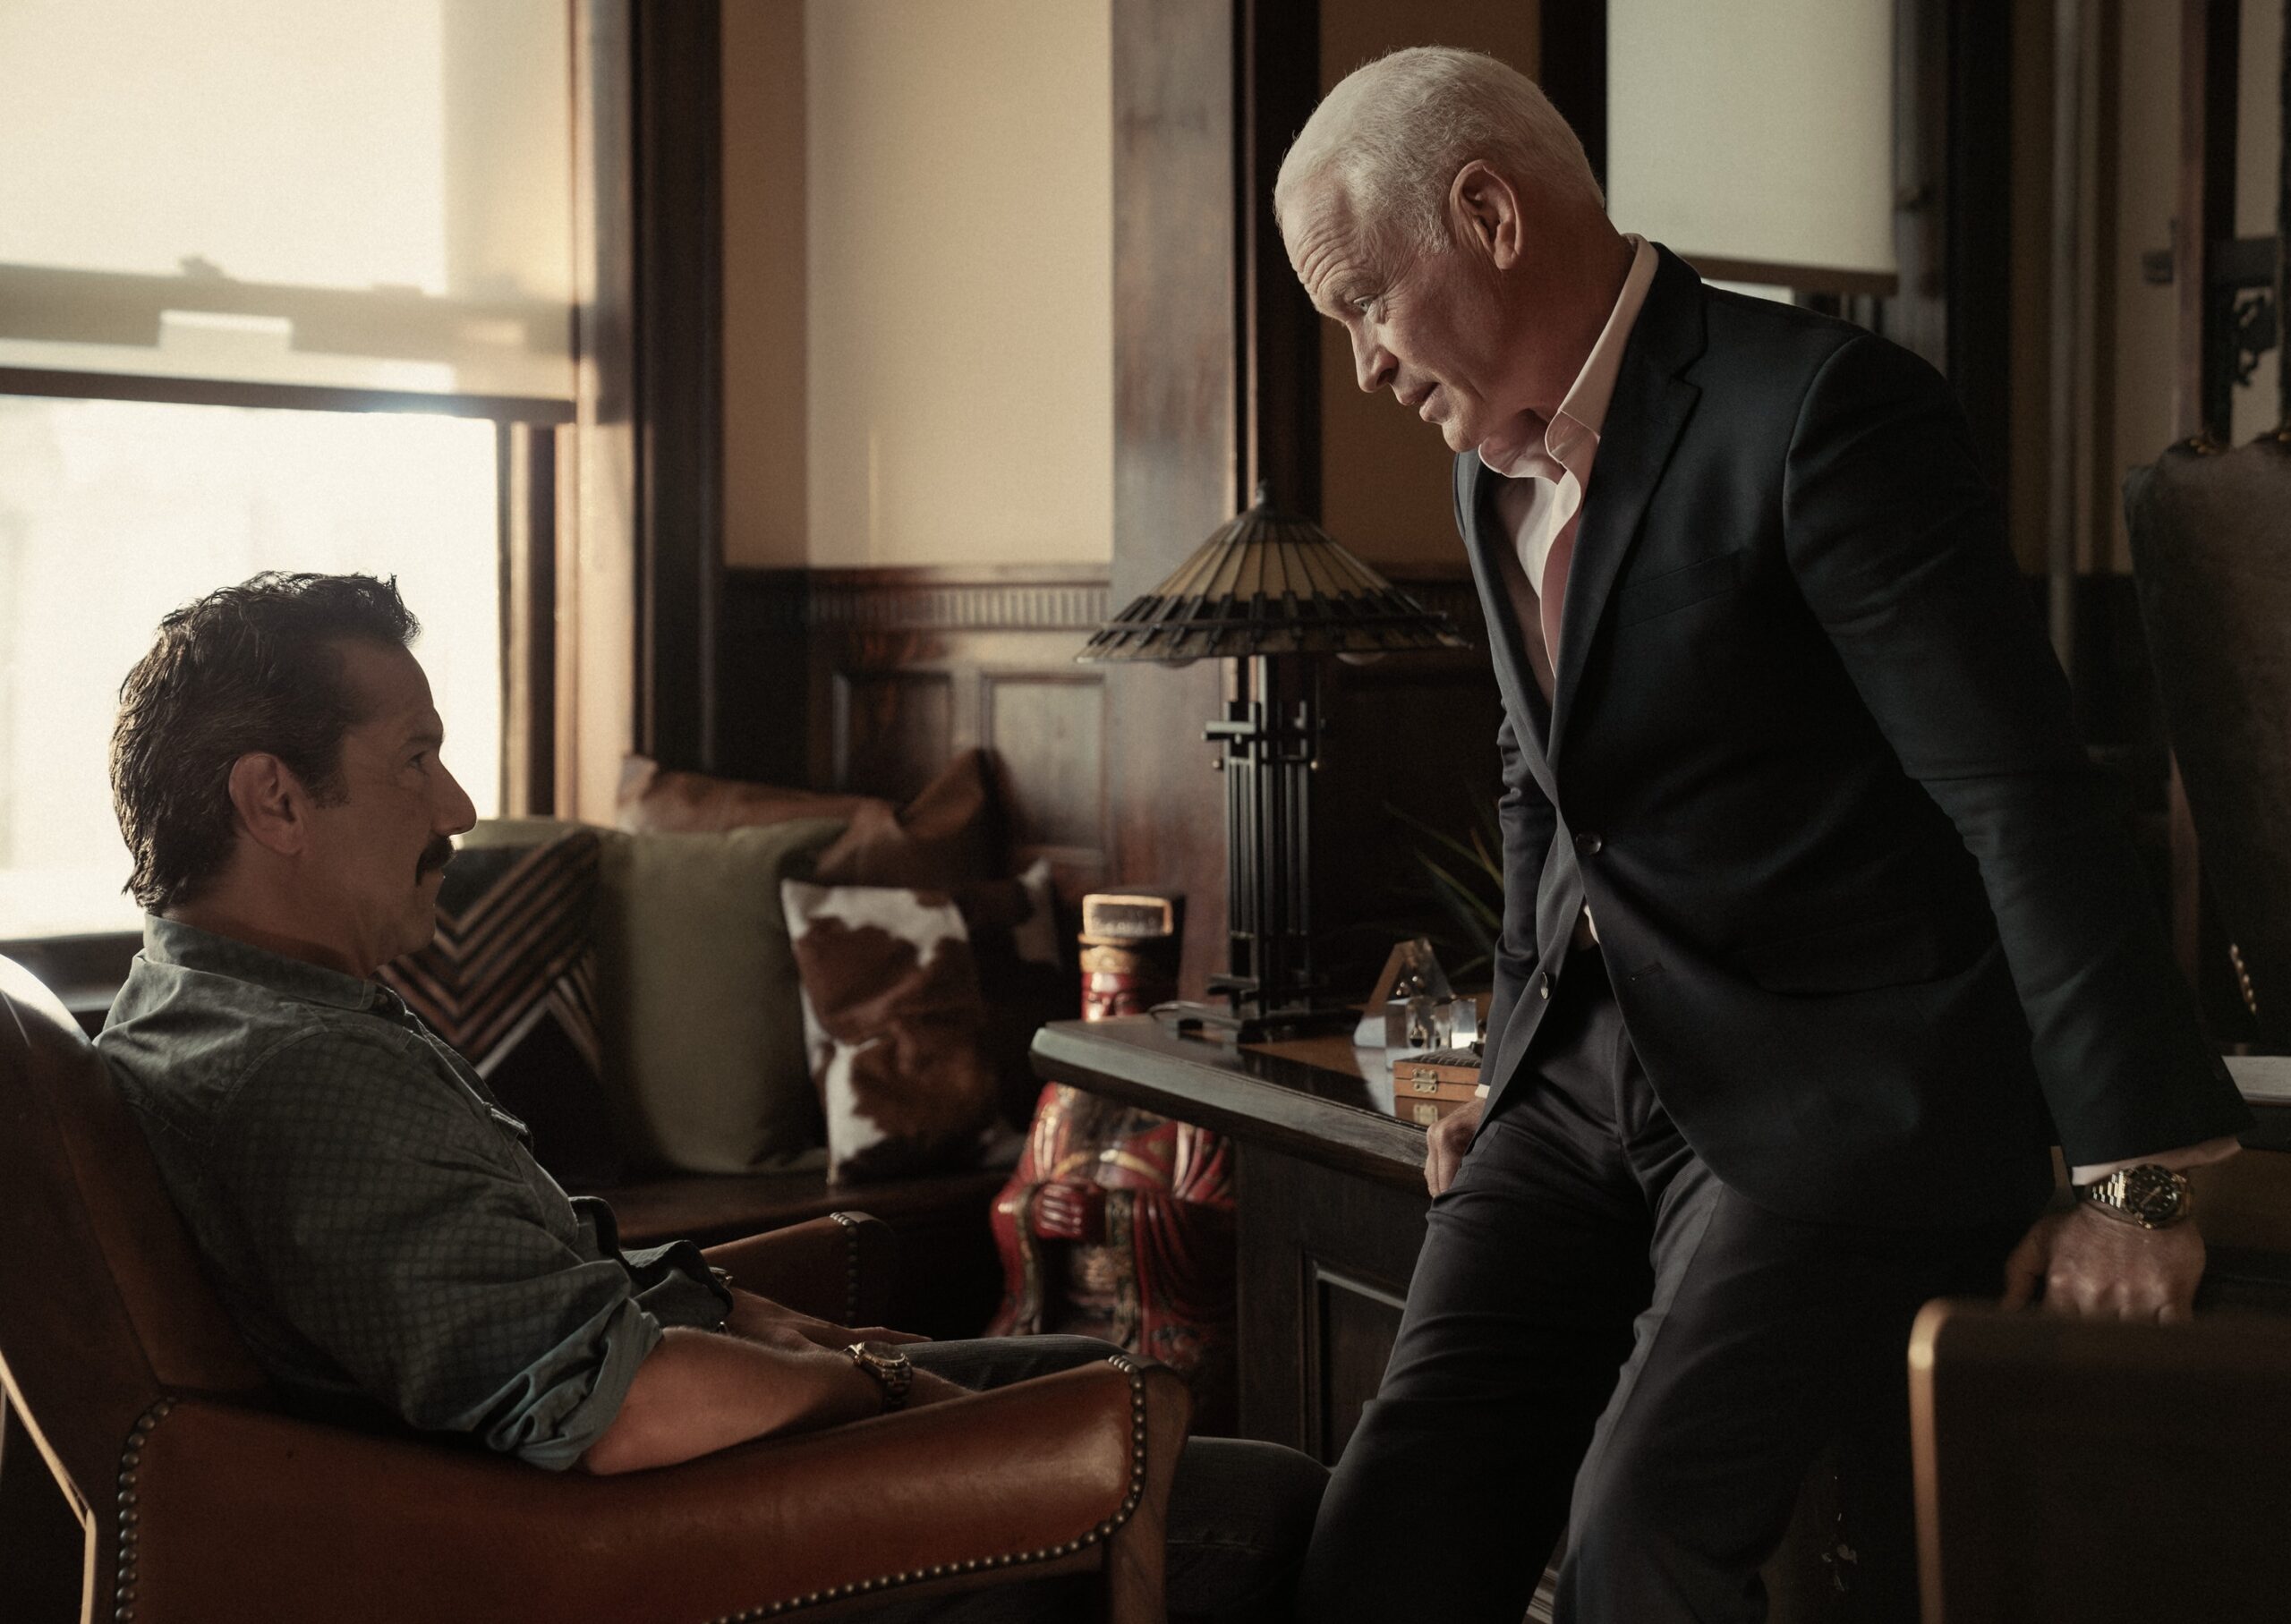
[{"x1": 1695, "y1": 282, "x2": 1953, "y2": 421}]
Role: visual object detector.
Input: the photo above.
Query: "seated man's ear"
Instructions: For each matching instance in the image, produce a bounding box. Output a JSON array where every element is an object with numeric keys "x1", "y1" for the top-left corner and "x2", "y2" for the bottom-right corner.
[{"x1": 227, "y1": 753, "x2": 312, "y2": 857}]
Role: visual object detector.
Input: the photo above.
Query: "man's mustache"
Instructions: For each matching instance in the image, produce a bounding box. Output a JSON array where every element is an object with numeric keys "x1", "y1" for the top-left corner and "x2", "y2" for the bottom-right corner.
[{"x1": 418, "y1": 837, "x2": 456, "y2": 879}]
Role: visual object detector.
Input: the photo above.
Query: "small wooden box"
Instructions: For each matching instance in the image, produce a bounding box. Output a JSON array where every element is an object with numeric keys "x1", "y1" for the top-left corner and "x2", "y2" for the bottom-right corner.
[{"x1": 1389, "y1": 1050, "x2": 1483, "y2": 1127}]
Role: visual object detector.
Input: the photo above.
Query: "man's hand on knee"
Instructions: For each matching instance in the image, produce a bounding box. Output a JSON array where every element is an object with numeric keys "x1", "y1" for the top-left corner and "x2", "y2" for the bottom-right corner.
[{"x1": 1425, "y1": 1098, "x2": 1484, "y2": 1197}]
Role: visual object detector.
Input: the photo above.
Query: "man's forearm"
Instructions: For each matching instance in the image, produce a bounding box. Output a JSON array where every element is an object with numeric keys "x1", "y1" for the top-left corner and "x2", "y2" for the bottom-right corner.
[{"x1": 579, "y1": 1326, "x2": 885, "y2": 1475}]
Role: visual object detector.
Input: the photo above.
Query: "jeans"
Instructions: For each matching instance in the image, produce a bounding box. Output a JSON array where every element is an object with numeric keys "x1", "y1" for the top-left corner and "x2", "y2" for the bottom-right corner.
[{"x1": 847, "y1": 1336, "x2": 1325, "y2": 1624}]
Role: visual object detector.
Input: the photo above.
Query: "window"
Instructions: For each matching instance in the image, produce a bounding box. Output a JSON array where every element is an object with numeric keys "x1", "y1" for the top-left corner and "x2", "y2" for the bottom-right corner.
[
  {"x1": 0, "y1": 0, "x2": 577, "y2": 942},
  {"x1": 0, "y1": 395, "x2": 505, "y2": 937}
]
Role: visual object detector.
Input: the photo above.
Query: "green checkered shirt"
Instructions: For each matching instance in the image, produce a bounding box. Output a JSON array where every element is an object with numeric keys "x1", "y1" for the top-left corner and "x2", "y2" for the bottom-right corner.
[{"x1": 99, "y1": 914, "x2": 728, "y2": 1469}]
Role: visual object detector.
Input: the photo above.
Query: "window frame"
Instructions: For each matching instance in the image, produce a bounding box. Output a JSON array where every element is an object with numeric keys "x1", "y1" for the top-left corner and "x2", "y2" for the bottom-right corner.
[{"x1": 0, "y1": 362, "x2": 571, "y2": 974}]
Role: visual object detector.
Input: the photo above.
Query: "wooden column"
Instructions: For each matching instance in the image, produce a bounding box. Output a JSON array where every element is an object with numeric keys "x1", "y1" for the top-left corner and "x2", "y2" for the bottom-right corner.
[
  {"x1": 630, "y1": 0, "x2": 726, "y2": 772},
  {"x1": 1111, "y1": 0, "x2": 1322, "y2": 999},
  {"x1": 2166, "y1": 0, "x2": 2241, "y2": 987}
]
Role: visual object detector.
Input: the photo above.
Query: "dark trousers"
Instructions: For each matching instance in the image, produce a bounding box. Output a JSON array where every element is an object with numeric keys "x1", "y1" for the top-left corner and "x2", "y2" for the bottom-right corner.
[
  {"x1": 1299, "y1": 949, "x2": 2030, "y2": 1624},
  {"x1": 851, "y1": 1336, "x2": 1325, "y2": 1624}
]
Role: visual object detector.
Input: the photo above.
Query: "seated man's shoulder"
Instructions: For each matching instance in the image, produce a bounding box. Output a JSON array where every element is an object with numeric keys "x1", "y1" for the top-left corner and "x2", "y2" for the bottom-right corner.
[{"x1": 106, "y1": 978, "x2": 453, "y2": 1151}]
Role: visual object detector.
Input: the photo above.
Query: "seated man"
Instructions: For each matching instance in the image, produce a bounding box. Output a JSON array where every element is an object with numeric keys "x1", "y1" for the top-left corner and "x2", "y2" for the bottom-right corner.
[{"x1": 97, "y1": 571, "x2": 1321, "y2": 1623}]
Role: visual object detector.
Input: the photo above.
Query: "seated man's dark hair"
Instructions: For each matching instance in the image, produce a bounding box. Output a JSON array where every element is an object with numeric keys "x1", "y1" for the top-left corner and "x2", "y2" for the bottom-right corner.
[{"x1": 110, "y1": 572, "x2": 421, "y2": 912}]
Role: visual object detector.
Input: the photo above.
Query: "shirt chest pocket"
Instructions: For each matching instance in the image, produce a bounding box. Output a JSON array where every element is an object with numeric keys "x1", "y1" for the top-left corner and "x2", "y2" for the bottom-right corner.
[{"x1": 1614, "y1": 550, "x2": 1746, "y2": 627}]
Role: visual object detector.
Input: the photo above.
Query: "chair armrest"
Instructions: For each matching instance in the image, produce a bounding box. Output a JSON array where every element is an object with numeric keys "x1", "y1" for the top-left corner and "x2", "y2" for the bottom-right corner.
[
  {"x1": 122, "y1": 1356, "x2": 1189, "y2": 1624},
  {"x1": 703, "y1": 1210, "x2": 896, "y2": 1327}
]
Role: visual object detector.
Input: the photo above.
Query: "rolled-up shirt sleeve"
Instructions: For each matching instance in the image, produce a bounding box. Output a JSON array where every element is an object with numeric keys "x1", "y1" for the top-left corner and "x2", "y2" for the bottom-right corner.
[{"x1": 218, "y1": 1027, "x2": 663, "y2": 1468}]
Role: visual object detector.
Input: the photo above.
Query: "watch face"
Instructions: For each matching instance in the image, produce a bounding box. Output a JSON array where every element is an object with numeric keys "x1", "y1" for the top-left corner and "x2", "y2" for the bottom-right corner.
[{"x1": 2122, "y1": 1166, "x2": 2187, "y2": 1223}]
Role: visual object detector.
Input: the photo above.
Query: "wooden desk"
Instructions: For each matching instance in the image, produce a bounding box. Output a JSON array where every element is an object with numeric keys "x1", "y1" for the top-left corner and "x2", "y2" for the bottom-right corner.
[{"x1": 1032, "y1": 1017, "x2": 2291, "y2": 1461}]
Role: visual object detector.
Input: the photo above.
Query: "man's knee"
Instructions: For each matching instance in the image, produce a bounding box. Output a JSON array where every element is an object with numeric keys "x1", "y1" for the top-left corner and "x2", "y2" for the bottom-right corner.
[{"x1": 1164, "y1": 1440, "x2": 1325, "y2": 1623}]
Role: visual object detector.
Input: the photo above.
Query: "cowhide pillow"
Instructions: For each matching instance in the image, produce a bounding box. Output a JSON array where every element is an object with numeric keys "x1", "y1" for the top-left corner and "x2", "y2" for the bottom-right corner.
[{"x1": 781, "y1": 880, "x2": 1000, "y2": 1184}]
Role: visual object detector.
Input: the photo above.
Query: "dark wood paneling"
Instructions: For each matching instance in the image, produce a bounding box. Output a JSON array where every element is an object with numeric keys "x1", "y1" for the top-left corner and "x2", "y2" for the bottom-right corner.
[
  {"x1": 1240, "y1": 0, "x2": 1322, "y2": 512},
  {"x1": 981, "y1": 673, "x2": 1110, "y2": 854},
  {"x1": 1945, "y1": 0, "x2": 2015, "y2": 489},
  {"x1": 719, "y1": 565, "x2": 1116, "y2": 901},
  {"x1": 1539, "y1": 0, "x2": 1609, "y2": 190},
  {"x1": 720, "y1": 562, "x2": 1500, "y2": 987},
  {"x1": 834, "y1": 671, "x2": 954, "y2": 802},
  {"x1": 1313, "y1": 574, "x2": 1503, "y2": 992},
  {"x1": 631, "y1": 0, "x2": 725, "y2": 771},
  {"x1": 1234, "y1": 1144, "x2": 1427, "y2": 1461},
  {"x1": 2176, "y1": 0, "x2": 2241, "y2": 443},
  {"x1": 1308, "y1": 1259, "x2": 1410, "y2": 1462}
]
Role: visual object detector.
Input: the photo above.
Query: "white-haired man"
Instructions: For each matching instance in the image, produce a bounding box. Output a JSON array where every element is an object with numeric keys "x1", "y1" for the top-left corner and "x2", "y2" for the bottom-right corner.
[{"x1": 1277, "y1": 47, "x2": 2249, "y2": 1624}]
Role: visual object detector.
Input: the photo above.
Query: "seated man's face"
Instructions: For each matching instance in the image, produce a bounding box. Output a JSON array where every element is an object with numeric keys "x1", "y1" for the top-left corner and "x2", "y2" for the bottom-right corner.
[{"x1": 303, "y1": 639, "x2": 477, "y2": 970}]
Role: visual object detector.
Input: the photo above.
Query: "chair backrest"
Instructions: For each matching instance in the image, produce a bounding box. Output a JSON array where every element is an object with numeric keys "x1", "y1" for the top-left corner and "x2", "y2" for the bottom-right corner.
[
  {"x1": 0, "y1": 956, "x2": 266, "y2": 1523},
  {"x1": 2124, "y1": 437, "x2": 2291, "y2": 1040},
  {"x1": 1910, "y1": 1299, "x2": 2291, "y2": 1623}
]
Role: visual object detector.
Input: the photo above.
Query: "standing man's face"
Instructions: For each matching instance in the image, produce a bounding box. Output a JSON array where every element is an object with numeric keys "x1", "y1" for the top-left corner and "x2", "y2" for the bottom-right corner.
[
  {"x1": 299, "y1": 640, "x2": 478, "y2": 972},
  {"x1": 1283, "y1": 163, "x2": 1617, "y2": 470},
  {"x1": 1288, "y1": 183, "x2": 1520, "y2": 455}
]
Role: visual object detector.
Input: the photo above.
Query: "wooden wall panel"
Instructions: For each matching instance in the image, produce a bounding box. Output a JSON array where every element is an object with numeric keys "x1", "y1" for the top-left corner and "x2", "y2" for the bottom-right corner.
[
  {"x1": 982, "y1": 673, "x2": 1110, "y2": 859},
  {"x1": 832, "y1": 670, "x2": 953, "y2": 801},
  {"x1": 720, "y1": 562, "x2": 1501, "y2": 985}
]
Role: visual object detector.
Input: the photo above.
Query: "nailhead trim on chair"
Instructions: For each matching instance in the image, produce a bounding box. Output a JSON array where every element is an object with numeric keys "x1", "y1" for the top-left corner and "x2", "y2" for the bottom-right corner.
[
  {"x1": 112, "y1": 1398, "x2": 175, "y2": 1623},
  {"x1": 827, "y1": 1210, "x2": 864, "y2": 1327},
  {"x1": 106, "y1": 1360, "x2": 1155, "y2": 1623},
  {"x1": 706, "y1": 1356, "x2": 1156, "y2": 1621}
]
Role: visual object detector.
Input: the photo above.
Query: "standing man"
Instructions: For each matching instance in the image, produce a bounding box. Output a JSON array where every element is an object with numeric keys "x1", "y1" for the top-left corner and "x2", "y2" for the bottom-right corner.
[{"x1": 1276, "y1": 48, "x2": 2251, "y2": 1623}]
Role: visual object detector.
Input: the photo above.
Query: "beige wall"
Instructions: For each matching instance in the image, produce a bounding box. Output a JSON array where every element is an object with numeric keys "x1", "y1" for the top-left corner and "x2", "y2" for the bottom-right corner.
[
  {"x1": 1316, "y1": 0, "x2": 1540, "y2": 569},
  {"x1": 721, "y1": 0, "x2": 1114, "y2": 569}
]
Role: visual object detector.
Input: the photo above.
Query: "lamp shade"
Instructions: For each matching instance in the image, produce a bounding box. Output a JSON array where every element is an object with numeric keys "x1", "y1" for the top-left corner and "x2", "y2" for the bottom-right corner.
[{"x1": 1077, "y1": 484, "x2": 1466, "y2": 664}]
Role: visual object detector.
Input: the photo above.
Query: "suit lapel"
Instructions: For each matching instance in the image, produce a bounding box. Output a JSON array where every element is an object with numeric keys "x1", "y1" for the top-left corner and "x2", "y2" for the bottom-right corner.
[
  {"x1": 1456, "y1": 455, "x2": 1559, "y2": 806},
  {"x1": 1547, "y1": 250, "x2": 1708, "y2": 765}
]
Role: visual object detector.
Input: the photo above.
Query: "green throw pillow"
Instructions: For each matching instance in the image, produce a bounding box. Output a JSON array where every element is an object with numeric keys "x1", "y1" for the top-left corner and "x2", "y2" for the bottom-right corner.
[{"x1": 460, "y1": 816, "x2": 844, "y2": 1177}]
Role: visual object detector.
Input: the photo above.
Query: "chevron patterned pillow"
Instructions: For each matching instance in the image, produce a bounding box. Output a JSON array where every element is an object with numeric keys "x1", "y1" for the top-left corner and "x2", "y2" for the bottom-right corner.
[{"x1": 380, "y1": 829, "x2": 624, "y2": 1186}]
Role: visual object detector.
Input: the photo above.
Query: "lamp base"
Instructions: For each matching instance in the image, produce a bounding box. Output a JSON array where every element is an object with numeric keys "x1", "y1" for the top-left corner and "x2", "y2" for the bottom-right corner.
[{"x1": 1152, "y1": 997, "x2": 1358, "y2": 1044}]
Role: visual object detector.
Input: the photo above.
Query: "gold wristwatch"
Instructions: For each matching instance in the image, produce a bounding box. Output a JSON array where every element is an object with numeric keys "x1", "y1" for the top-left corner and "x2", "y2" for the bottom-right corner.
[
  {"x1": 2073, "y1": 1163, "x2": 2193, "y2": 1229},
  {"x1": 846, "y1": 1341, "x2": 915, "y2": 1412}
]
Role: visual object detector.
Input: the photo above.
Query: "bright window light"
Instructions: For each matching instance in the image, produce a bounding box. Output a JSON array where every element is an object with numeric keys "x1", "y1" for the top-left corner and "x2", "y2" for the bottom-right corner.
[{"x1": 0, "y1": 395, "x2": 501, "y2": 938}]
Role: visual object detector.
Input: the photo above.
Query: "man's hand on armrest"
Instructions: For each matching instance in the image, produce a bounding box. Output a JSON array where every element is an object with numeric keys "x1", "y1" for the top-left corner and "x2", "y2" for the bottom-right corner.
[
  {"x1": 2000, "y1": 1136, "x2": 2245, "y2": 1324},
  {"x1": 578, "y1": 1327, "x2": 965, "y2": 1475}
]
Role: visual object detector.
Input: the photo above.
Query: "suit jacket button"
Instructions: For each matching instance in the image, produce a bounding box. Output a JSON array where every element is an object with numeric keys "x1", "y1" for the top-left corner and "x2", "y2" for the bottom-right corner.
[
  {"x1": 1575, "y1": 831, "x2": 1604, "y2": 855},
  {"x1": 1537, "y1": 972, "x2": 1552, "y2": 1000}
]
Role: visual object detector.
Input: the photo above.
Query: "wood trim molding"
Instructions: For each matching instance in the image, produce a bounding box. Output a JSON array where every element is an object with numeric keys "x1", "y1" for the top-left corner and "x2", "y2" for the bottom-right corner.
[
  {"x1": 724, "y1": 563, "x2": 1471, "y2": 639},
  {"x1": 734, "y1": 565, "x2": 1111, "y2": 633},
  {"x1": 0, "y1": 366, "x2": 573, "y2": 423}
]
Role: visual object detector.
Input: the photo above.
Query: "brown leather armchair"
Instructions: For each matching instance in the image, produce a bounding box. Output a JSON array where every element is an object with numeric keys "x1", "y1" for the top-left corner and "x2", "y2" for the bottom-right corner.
[
  {"x1": 1909, "y1": 1299, "x2": 2291, "y2": 1622},
  {"x1": 0, "y1": 956, "x2": 1189, "y2": 1623}
]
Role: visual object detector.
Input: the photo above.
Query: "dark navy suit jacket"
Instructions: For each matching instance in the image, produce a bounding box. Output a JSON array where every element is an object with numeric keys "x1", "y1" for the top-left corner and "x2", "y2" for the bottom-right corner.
[{"x1": 1461, "y1": 245, "x2": 2252, "y2": 1224}]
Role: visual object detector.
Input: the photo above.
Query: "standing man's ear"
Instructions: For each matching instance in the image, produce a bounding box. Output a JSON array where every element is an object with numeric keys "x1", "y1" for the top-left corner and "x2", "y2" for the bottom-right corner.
[
  {"x1": 1449, "y1": 159, "x2": 1525, "y2": 270},
  {"x1": 227, "y1": 753, "x2": 311, "y2": 857}
]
